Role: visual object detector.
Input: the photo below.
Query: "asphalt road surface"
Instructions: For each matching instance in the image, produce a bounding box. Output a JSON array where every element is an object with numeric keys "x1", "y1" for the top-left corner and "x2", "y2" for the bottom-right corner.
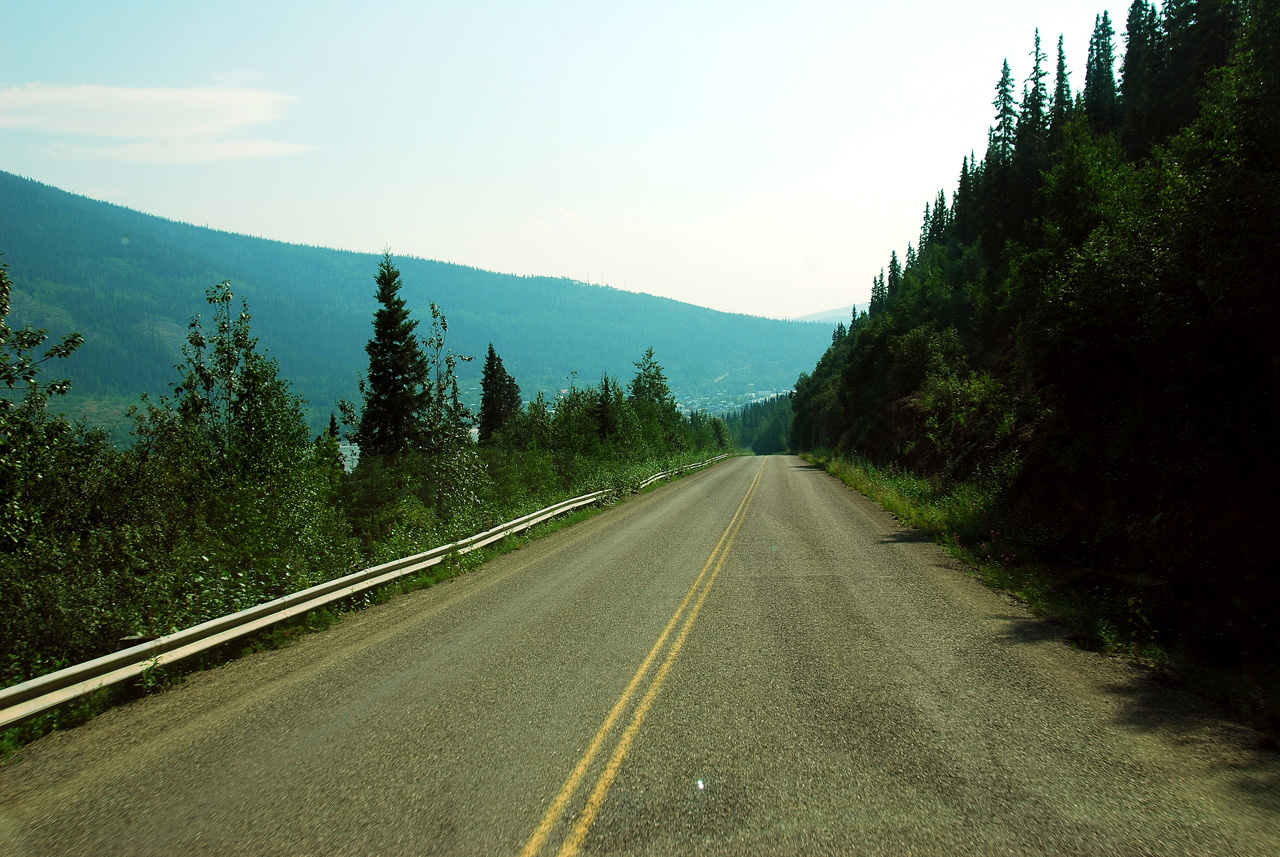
[{"x1": 2, "y1": 455, "x2": 1277, "y2": 855}]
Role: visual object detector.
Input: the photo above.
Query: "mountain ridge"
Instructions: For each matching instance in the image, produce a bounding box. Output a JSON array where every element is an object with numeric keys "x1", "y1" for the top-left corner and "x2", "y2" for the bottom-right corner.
[{"x1": 0, "y1": 170, "x2": 830, "y2": 432}]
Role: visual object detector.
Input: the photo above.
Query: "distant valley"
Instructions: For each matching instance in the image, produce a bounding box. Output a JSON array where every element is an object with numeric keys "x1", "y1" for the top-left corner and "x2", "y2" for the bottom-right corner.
[{"x1": 0, "y1": 170, "x2": 832, "y2": 435}]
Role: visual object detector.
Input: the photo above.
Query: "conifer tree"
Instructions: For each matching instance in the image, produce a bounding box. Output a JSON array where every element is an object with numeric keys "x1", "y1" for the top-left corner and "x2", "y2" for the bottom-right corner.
[
  {"x1": 595, "y1": 375, "x2": 619, "y2": 442},
  {"x1": 932, "y1": 189, "x2": 950, "y2": 244},
  {"x1": 629, "y1": 347, "x2": 683, "y2": 449},
  {"x1": 478, "y1": 342, "x2": 522, "y2": 444},
  {"x1": 952, "y1": 157, "x2": 972, "y2": 244},
  {"x1": 1120, "y1": 0, "x2": 1164, "y2": 158},
  {"x1": 1021, "y1": 29, "x2": 1050, "y2": 134},
  {"x1": 982, "y1": 60, "x2": 1018, "y2": 251},
  {"x1": 1049, "y1": 34, "x2": 1073, "y2": 151},
  {"x1": 990, "y1": 59, "x2": 1018, "y2": 166},
  {"x1": 1011, "y1": 30, "x2": 1051, "y2": 229},
  {"x1": 869, "y1": 271, "x2": 887, "y2": 316},
  {"x1": 1084, "y1": 12, "x2": 1119, "y2": 131},
  {"x1": 356, "y1": 252, "x2": 429, "y2": 458},
  {"x1": 887, "y1": 251, "x2": 902, "y2": 301},
  {"x1": 629, "y1": 347, "x2": 674, "y2": 408},
  {"x1": 956, "y1": 150, "x2": 987, "y2": 246}
]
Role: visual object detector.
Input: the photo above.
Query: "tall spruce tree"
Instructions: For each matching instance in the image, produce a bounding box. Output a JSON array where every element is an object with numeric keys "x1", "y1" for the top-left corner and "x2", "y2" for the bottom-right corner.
[
  {"x1": 1011, "y1": 30, "x2": 1051, "y2": 230},
  {"x1": 990, "y1": 59, "x2": 1017, "y2": 165},
  {"x1": 595, "y1": 375, "x2": 619, "y2": 442},
  {"x1": 356, "y1": 252, "x2": 429, "y2": 458},
  {"x1": 869, "y1": 270, "x2": 888, "y2": 315},
  {"x1": 629, "y1": 347, "x2": 683, "y2": 449},
  {"x1": 953, "y1": 156, "x2": 978, "y2": 244},
  {"x1": 929, "y1": 189, "x2": 950, "y2": 245},
  {"x1": 1120, "y1": 0, "x2": 1164, "y2": 158},
  {"x1": 629, "y1": 347, "x2": 674, "y2": 408},
  {"x1": 1084, "y1": 12, "x2": 1119, "y2": 131},
  {"x1": 1049, "y1": 34, "x2": 1073, "y2": 151},
  {"x1": 1022, "y1": 29, "x2": 1050, "y2": 133},
  {"x1": 478, "y1": 342, "x2": 522, "y2": 444},
  {"x1": 982, "y1": 60, "x2": 1018, "y2": 252}
]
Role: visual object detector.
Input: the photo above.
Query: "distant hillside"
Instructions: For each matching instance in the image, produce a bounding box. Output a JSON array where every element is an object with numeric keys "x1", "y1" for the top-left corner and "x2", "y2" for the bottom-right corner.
[
  {"x1": 793, "y1": 304, "x2": 864, "y2": 324},
  {"x1": 0, "y1": 170, "x2": 830, "y2": 432}
]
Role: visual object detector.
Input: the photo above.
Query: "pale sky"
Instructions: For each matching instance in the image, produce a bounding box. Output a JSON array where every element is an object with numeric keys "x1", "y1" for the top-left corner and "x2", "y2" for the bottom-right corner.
[{"x1": 1, "y1": 0, "x2": 1130, "y2": 319}]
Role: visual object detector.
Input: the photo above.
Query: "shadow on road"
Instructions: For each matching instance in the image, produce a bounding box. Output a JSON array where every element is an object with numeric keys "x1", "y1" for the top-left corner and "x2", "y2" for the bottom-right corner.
[
  {"x1": 993, "y1": 612, "x2": 1280, "y2": 813},
  {"x1": 1101, "y1": 674, "x2": 1280, "y2": 813},
  {"x1": 876, "y1": 530, "x2": 933, "y2": 545},
  {"x1": 990, "y1": 613, "x2": 1070, "y2": 646}
]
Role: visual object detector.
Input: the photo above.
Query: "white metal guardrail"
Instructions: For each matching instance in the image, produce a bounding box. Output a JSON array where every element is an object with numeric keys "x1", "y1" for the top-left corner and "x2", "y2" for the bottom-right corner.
[{"x1": 0, "y1": 453, "x2": 732, "y2": 730}]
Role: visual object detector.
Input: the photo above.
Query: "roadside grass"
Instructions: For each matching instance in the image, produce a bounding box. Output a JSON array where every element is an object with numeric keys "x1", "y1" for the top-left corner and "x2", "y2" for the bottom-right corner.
[
  {"x1": 801, "y1": 450, "x2": 1280, "y2": 742},
  {"x1": 0, "y1": 459, "x2": 723, "y2": 763}
]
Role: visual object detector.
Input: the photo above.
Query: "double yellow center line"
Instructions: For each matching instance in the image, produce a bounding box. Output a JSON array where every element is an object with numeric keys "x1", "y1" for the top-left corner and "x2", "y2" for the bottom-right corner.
[{"x1": 519, "y1": 461, "x2": 765, "y2": 857}]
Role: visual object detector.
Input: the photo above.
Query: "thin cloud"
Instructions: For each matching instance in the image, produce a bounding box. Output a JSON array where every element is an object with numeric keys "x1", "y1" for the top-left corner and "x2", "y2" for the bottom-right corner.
[
  {"x1": 0, "y1": 83, "x2": 312, "y2": 162},
  {"x1": 53, "y1": 140, "x2": 316, "y2": 164}
]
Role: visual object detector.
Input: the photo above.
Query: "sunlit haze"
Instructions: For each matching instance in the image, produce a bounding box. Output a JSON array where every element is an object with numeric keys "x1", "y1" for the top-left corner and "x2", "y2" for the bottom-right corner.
[{"x1": 1, "y1": 0, "x2": 1128, "y2": 318}]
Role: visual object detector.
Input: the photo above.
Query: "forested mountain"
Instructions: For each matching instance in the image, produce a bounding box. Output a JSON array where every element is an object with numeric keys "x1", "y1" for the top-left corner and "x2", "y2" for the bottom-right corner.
[
  {"x1": 792, "y1": 1, "x2": 1278, "y2": 678},
  {"x1": 0, "y1": 170, "x2": 829, "y2": 431}
]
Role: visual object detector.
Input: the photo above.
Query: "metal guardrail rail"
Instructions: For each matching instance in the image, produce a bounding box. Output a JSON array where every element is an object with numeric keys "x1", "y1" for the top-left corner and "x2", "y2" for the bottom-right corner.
[{"x1": 0, "y1": 454, "x2": 731, "y2": 730}]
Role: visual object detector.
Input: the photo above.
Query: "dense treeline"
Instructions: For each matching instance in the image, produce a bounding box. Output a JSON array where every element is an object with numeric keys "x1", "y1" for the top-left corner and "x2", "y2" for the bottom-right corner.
[
  {"x1": 724, "y1": 395, "x2": 793, "y2": 455},
  {"x1": 0, "y1": 170, "x2": 830, "y2": 433},
  {"x1": 792, "y1": 0, "x2": 1279, "y2": 678},
  {"x1": 0, "y1": 254, "x2": 729, "y2": 692}
]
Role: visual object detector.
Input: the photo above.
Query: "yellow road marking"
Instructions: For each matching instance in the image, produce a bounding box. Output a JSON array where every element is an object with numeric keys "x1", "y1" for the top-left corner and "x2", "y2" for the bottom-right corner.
[{"x1": 520, "y1": 460, "x2": 765, "y2": 857}]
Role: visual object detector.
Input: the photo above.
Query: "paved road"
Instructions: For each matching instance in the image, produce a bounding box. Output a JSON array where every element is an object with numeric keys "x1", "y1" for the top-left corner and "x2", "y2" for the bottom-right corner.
[{"x1": 2, "y1": 456, "x2": 1277, "y2": 855}]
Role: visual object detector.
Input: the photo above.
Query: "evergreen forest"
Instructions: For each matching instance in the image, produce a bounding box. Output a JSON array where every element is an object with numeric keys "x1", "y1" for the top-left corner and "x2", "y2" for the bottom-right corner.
[
  {"x1": 724, "y1": 394, "x2": 793, "y2": 456},
  {"x1": 790, "y1": 0, "x2": 1279, "y2": 717}
]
